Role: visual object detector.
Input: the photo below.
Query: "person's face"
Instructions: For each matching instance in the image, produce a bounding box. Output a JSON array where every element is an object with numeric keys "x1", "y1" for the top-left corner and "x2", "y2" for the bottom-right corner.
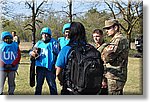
[
  {"x1": 105, "y1": 26, "x2": 115, "y2": 37},
  {"x1": 64, "y1": 29, "x2": 70, "y2": 38},
  {"x1": 42, "y1": 33, "x2": 50, "y2": 41},
  {"x1": 93, "y1": 33, "x2": 103, "y2": 44},
  {"x1": 11, "y1": 32, "x2": 15, "y2": 37},
  {"x1": 4, "y1": 36, "x2": 13, "y2": 44}
]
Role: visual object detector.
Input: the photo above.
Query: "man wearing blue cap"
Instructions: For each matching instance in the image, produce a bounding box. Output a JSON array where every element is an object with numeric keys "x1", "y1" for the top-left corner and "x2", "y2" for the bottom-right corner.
[
  {"x1": 0, "y1": 31, "x2": 21, "y2": 95},
  {"x1": 30, "y1": 27, "x2": 59, "y2": 95},
  {"x1": 58, "y1": 23, "x2": 71, "y2": 50}
]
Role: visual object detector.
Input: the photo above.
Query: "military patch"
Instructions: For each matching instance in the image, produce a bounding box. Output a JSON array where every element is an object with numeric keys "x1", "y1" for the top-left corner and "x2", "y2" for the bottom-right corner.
[{"x1": 107, "y1": 45, "x2": 115, "y2": 51}]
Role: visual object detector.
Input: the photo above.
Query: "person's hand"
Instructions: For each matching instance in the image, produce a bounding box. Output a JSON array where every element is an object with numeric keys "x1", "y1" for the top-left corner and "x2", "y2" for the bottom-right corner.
[
  {"x1": 104, "y1": 72, "x2": 115, "y2": 79},
  {"x1": 101, "y1": 81, "x2": 107, "y2": 88},
  {"x1": 0, "y1": 61, "x2": 4, "y2": 67},
  {"x1": 4, "y1": 64, "x2": 14, "y2": 68},
  {"x1": 30, "y1": 49, "x2": 39, "y2": 58},
  {"x1": 57, "y1": 74, "x2": 63, "y2": 86}
]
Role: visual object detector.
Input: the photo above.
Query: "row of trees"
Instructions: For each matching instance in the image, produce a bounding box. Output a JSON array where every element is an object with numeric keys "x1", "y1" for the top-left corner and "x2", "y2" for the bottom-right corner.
[{"x1": 1, "y1": 0, "x2": 143, "y2": 49}]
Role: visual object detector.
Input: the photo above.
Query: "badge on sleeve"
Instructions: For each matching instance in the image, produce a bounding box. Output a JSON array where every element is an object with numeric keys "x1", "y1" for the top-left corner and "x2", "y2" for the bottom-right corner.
[{"x1": 107, "y1": 45, "x2": 115, "y2": 51}]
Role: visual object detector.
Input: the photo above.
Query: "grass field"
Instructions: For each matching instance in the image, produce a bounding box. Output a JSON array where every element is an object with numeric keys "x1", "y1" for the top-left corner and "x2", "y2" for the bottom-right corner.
[
  {"x1": 2, "y1": 56, "x2": 143, "y2": 95},
  {"x1": 124, "y1": 57, "x2": 143, "y2": 95}
]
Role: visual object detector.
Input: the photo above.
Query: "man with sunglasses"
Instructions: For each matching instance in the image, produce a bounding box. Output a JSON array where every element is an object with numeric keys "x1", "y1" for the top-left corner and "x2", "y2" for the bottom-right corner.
[
  {"x1": 102, "y1": 19, "x2": 129, "y2": 95},
  {"x1": 0, "y1": 31, "x2": 21, "y2": 95},
  {"x1": 30, "y1": 27, "x2": 59, "y2": 95}
]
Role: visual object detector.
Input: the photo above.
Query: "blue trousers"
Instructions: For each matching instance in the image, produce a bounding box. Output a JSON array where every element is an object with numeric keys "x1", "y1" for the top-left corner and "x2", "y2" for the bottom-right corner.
[{"x1": 35, "y1": 67, "x2": 57, "y2": 95}]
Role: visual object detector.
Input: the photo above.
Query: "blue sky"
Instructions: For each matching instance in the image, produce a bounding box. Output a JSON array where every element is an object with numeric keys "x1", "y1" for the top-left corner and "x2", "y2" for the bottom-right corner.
[
  {"x1": 5, "y1": 0, "x2": 106, "y2": 18},
  {"x1": 4, "y1": 0, "x2": 142, "y2": 19}
]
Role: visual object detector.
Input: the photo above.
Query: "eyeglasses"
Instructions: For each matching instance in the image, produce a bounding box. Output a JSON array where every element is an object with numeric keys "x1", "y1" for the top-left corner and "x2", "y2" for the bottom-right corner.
[
  {"x1": 42, "y1": 33, "x2": 49, "y2": 35},
  {"x1": 42, "y1": 33, "x2": 50, "y2": 37}
]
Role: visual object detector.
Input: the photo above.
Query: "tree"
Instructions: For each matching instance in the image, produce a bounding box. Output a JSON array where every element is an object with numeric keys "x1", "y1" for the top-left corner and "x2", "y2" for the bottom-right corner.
[
  {"x1": 104, "y1": 0, "x2": 143, "y2": 49},
  {"x1": 53, "y1": 0, "x2": 73, "y2": 23},
  {"x1": 24, "y1": 0, "x2": 48, "y2": 48},
  {"x1": 78, "y1": 8, "x2": 110, "y2": 42}
]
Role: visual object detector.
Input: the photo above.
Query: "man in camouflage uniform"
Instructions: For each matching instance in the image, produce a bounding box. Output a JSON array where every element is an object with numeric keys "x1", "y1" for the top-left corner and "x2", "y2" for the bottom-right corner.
[{"x1": 102, "y1": 19, "x2": 129, "y2": 95}]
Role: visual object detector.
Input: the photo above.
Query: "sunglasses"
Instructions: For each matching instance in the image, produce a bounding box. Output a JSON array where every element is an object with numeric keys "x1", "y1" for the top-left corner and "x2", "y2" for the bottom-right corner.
[
  {"x1": 105, "y1": 26, "x2": 113, "y2": 30},
  {"x1": 42, "y1": 33, "x2": 49, "y2": 35}
]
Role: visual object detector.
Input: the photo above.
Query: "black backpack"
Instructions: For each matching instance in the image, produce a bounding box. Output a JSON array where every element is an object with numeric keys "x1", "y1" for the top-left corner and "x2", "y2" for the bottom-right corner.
[{"x1": 63, "y1": 44, "x2": 104, "y2": 95}]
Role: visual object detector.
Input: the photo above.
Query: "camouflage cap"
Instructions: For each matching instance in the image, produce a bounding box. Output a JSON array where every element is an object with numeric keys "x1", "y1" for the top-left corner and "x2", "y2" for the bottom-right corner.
[{"x1": 103, "y1": 19, "x2": 119, "y2": 29}]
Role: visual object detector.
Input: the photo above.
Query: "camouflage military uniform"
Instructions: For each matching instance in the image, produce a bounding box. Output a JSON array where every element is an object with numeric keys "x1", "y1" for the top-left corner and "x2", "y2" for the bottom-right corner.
[
  {"x1": 101, "y1": 32, "x2": 129, "y2": 95},
  {"x1": 95, "y1": 42, "x2": 108, "y2": 95}
]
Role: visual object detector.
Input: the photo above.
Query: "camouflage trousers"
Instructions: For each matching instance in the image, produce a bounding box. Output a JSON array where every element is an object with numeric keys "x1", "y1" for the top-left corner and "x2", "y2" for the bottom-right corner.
[{"x1": 107, "y1": 79, "x2": 125, "y2": 95}]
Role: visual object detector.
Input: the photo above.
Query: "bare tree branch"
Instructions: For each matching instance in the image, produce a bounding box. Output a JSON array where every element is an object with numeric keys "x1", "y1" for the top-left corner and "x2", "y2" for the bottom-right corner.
[
  {"x1": 24, "y1": 28, "x2": 33, "y2": 31},
  {"x1": 24, "y1": 23, "x2": 33, "y2": 28},
  {"x1": 104, "y1": 0, "x2": 116, "y2": 19},
  {"x1": 25, "y1": 1, "x2": 32, "y2": 9},
  {"x1": 35, "y1": 1, "x2": 46, "y2": 16}
]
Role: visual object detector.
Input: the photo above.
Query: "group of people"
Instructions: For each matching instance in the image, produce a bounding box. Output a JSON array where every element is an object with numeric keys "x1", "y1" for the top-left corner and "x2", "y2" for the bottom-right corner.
[
  {"x1": 92, "y1": 19, "x2": 129, "y2": 95},
  {"x1": 0, "y1": 19, "x2": 129, "y2": 95}
]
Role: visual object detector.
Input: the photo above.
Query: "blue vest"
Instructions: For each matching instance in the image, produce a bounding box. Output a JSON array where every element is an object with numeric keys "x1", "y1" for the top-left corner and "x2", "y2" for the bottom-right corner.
[
  {"x1": 58, "y1": 37, "x2": 70, "y2": 49},
  {"x1": 35, "y1": 38, "x2": 59, "y2": 71},
  {"x1": 0, "y1": 42, "x2": 19, "y2": 71}
]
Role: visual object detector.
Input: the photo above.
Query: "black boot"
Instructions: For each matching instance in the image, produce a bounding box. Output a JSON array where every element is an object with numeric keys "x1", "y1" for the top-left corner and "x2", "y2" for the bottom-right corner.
[{"x1": 9, "y1": 93, "x2": 14, "y2": 95}]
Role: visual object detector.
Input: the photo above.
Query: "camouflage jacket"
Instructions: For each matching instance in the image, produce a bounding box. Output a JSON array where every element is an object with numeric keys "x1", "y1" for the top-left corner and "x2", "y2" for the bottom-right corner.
[
  {"x1": 101, "y1": 32, "x2": 129, "y2": 82},
  {"x1": 95, "y1": 40, "x2": 106, "y2": 53}
]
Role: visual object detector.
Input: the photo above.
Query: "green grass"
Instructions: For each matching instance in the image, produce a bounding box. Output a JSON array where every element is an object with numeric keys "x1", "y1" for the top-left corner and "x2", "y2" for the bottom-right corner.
[
  {"x1": 124, "y1": 57, "x2": 143, "y2": 95},
  {"x1": 3, "y1": 64, "x2": 62, "y2": 95},
  {"x1": 3, "y1": 57, "x2": 142, "y2": 95}
]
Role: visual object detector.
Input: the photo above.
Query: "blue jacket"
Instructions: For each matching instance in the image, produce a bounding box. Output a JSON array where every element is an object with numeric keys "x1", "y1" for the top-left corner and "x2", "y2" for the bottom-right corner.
[{"x1": 34, "y1": 38, "x2": 59, "y2": 71}]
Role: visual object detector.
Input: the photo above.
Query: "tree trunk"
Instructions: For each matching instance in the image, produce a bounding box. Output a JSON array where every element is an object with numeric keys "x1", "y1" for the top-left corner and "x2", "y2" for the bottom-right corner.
[
  {"x1": 127, "y1": 32, "x2": 131, "y2": 49},
  {"x1": 32, "y1": 0, "x2": 36, "y2": 48}
]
